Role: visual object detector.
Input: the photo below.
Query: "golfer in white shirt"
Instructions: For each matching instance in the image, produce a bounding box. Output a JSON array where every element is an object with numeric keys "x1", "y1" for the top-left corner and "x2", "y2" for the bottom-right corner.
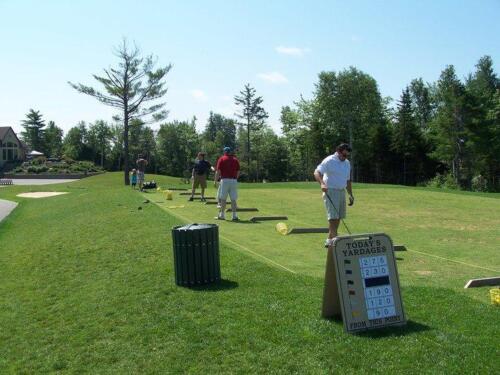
[{"x1": 314, "y1": 143, "x2": 354, "y2": 248}]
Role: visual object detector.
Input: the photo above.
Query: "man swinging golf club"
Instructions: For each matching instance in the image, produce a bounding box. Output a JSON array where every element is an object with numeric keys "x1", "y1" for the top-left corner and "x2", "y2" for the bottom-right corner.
[{"x1": 314, "y1": 143, "x2": 354, "y2": 248}]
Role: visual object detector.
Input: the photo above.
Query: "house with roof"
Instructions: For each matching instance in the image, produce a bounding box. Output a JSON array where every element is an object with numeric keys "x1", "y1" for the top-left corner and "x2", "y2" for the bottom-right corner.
[{"x1": 0, "y1": 127, "x2": 26, "y2": 168}]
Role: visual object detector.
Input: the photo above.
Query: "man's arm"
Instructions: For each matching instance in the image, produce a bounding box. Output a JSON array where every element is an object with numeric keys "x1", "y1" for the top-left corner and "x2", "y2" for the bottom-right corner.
[
  {"x1": 314, "y1": 170, "x2": 328, "y2": 192},
  {"x1": 346, "y1": 180, "x2": 354, "y2": 205},
  {"x1": 214, "y1": 169, "x2": 220, "y2": 186}
]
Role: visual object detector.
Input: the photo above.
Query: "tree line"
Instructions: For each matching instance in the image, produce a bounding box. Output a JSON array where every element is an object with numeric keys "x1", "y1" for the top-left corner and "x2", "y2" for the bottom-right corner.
[
  {"x1": 281, "y1": 56, "x2": 499, "y2": 192},
  {"x1": 19, "y1": 44, "x2": 499, "y2": 192}
]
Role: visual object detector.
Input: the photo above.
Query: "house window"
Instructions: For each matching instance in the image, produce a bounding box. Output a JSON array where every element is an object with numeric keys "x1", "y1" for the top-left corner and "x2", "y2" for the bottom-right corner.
[{"x1": 1, "y1": 140, "x2": 20, "y2": 161}]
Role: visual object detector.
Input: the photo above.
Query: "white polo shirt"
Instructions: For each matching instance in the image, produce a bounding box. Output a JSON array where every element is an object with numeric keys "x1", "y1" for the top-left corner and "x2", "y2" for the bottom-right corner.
[{"x1": 315, "y1": 152, "x2": 351, "y2": 189}]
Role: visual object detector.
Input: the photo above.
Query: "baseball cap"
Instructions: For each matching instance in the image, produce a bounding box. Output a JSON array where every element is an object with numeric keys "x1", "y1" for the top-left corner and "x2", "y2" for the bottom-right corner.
[{"x1": 223, "y1": 146, "x2": 232, "y2": 153}]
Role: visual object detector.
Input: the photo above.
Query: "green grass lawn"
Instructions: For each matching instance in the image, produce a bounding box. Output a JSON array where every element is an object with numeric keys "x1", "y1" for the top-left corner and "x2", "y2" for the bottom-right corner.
[{"x1": 0, "y1": 173, "x2": 498, "y2": 373}]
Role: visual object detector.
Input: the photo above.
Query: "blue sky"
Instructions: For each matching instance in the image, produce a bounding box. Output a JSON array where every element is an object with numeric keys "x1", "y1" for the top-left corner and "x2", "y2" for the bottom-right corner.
[{"x1": 0, "y1": 0, "x2": 499, "y2": 135}]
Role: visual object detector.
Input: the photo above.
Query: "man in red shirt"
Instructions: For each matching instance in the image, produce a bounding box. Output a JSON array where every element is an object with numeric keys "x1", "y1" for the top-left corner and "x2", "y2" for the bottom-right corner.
[{"x1": 214, "y1": 146, "x2": 240, "y2": 221}]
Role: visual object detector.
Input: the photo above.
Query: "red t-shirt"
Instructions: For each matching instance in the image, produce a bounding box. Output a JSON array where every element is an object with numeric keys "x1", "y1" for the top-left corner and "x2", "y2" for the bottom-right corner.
[{"x1": 216, "y1": 155, "x2": 240, "y2": 179}]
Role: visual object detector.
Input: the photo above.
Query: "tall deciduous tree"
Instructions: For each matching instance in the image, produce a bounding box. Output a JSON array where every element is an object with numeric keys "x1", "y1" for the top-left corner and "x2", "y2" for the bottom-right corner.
[
  {"x1": 311, "y1": 68, "x2": 385, "y2": 181},
  {"x1": 69, "y1": 40, "x2": 171, "y2": 185},
  {"x1": 409, "y1": 78, "x2": 433, "y2": 132},
  {"x1": 201, "y1": 112, "x2": 236, "y2": 165},
  {"x1": 44, "y1": 121, "x2": 63, "y2": 158},
  {"x1": 280, "y1": 99, "x2": 315, "y2": 180},
  {"x1": 88, "y1": 120, "x2": 112, "y2": 167},
  {"x1": 234, "y1": 84, "x2": 268, "y2": 180},
  {"x1": 21, "y1": 109, "x2": 46, "y2": 153},
  {"x1": 63, "y1": 121, "x2": 91, "y2": 161},
  {"x1": 157, "y1": 119, "x2": 200, "y2": 177}
]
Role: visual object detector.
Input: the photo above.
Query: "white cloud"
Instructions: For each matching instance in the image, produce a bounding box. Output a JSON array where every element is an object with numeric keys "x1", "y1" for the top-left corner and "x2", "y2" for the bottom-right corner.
[
  {"x1": 257, "y1": 72, "x2": 289, "y2": 84},
  {"x1": 190, "y1": 89, "x2": 208, "y2": 102},
  {"x1": 275, "y1": 46, "x2": 310, "y2": 57},
  {"x1": 221, "y1": 95, "x2": 232, "y2": 101}
]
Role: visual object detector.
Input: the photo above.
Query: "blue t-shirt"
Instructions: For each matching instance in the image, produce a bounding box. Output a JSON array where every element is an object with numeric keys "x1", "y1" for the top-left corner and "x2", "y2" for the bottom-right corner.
[{"x1": 193, "y1": 160, "x2": 211, "y2": 175}]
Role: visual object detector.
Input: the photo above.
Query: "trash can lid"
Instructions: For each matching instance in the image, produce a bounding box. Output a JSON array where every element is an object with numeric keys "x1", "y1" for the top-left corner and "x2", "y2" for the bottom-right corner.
[{"x1": 174, "y1": 223, "x2": 217, "y2": 231}]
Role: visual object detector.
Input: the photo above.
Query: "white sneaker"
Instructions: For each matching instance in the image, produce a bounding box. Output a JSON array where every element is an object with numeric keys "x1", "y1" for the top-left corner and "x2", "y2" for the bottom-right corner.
[
  {"x1": 214, "y1": 215, "x2": 225, "y2": 220},
  {"x1": 324, "y1": 238, "x2": 335, "y2": 248}
]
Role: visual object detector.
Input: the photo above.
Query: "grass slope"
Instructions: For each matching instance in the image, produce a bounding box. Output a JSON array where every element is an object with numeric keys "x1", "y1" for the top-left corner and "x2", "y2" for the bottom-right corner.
[{"x1": 0, "y1": 173, "x2": 498, "y2": 373}]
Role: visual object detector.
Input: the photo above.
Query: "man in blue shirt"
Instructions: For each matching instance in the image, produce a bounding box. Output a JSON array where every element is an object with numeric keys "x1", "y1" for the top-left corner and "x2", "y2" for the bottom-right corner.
[{"x1": 189, "y1": 152, "x2": 214, "y2": 202}]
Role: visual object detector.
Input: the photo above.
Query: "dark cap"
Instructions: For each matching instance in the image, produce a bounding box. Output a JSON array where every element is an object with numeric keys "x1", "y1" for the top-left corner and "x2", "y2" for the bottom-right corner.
[{"x1": 336, "y1": 143, "x2": 352, "y2": 152}]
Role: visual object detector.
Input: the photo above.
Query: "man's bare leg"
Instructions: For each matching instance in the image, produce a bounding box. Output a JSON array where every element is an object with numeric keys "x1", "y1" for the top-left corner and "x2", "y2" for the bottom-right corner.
[
  {"x1": 328, "y1": 219, "x2": 340, "y2": 239},
  {"x1": 190, "y1": 181, "x2": 196, "y2": 200}
]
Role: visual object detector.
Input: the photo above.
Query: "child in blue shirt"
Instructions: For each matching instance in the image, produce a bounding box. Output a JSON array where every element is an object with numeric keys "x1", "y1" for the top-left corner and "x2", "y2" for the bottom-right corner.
[{"x1": 131, "y1": 169, "x2": 138, "y2": 189}]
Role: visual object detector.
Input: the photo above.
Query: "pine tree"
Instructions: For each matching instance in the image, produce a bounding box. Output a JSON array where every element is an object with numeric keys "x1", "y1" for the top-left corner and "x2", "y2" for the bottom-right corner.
[
  {"x1": 429, "y1": 65, "x2": 467, "y2": 186},
  {"x1": 391, "y1": 88, "x2": 420, "y2": 185},
  {"x1": 69, "y1": 39, "x2": 171, "y2": 185},
  {"x1": 464, "y1": 56, "x2": 499, "y2": 189},
  {"x1": 234, "y1": 84, "x2": 268, "y2": 180},
  {"x1": 21, "y1": 109, "x2": 46, "y2": 152}
]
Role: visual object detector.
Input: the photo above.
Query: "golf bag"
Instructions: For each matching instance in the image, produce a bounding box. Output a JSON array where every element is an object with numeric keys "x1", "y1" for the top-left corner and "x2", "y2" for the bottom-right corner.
[{"x1": 142, "y1": 180, "x2": 157, "y2": 189}]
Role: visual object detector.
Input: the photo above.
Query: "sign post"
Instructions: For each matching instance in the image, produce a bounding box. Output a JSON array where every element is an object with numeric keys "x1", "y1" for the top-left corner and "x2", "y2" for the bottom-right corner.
[{"x1": 322, "y1": 233, "x2": 406, "y2": 333}]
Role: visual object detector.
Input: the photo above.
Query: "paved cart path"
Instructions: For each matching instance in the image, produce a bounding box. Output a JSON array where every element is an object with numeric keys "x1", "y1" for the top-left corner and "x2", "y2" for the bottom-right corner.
[
  {"x1": 10, "y1": 179, "x2": 78, "y2": 185},
  {"x1": 0, "y1": 199, "x2": 17, "y2": 223}
]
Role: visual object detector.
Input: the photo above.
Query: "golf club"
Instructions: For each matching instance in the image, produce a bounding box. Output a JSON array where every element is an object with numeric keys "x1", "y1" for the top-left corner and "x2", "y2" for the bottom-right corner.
[{"x1": 324, "y1": 191, "x2": 352, "y2": 235}]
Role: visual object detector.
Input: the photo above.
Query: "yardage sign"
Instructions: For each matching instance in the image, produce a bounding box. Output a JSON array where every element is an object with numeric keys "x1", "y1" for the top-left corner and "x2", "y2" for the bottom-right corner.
[{"x1": 331, "y1": 233, "x2": 406, "y2": 333}]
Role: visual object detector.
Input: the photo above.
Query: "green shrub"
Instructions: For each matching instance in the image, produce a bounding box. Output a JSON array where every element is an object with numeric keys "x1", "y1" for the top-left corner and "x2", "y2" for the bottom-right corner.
[
  {"x1": 426, "y1": 173, "x2": 460, "y2": 190},
  {"x1": 62, "y1": 156, "x2": 75, "y2": 165},
  {"x1": 426, "y1": 173, "x2": 445, "y2": 188},
  {"x1": 31, "y1": 156, "x2": 47, "y2": 165},
  {"x1": 471, "y1": 175, "x2": 488, "y2": 192}
]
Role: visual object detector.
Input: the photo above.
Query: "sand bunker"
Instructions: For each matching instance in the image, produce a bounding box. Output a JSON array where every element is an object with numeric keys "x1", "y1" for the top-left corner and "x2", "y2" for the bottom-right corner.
[{"x1": 17, "y1": 192, "x2": 68, "y2": 198}]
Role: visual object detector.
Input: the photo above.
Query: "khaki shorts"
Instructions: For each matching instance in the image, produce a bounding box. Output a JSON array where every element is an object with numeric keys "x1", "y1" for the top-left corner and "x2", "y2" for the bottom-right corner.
[
  {"x1": 193, "y1": 174, "x2": 207, "y2": 188},
  {"x1": 323, "y1": 188, "x2": 346, "y2": 220}
]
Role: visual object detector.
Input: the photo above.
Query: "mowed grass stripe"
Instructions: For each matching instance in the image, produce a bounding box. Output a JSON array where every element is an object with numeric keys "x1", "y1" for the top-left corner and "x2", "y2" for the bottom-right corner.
[
  {"x1": 149, "y1": 197, "x2": 297, "y2": 274},
  {"x1": 407, "y1": 248, "x2": 500, "y2": 273}
]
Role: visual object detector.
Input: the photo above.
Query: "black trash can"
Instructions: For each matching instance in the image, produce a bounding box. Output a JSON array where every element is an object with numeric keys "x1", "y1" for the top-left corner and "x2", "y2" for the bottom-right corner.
[{"x1": 171, "y1": 223, "x2": 221, "y2": 286}]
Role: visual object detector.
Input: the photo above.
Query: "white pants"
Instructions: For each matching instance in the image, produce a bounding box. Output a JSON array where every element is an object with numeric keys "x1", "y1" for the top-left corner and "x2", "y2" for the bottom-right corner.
[{"x1": 218, "y1": 179, "x2": 238, "y2": 201}]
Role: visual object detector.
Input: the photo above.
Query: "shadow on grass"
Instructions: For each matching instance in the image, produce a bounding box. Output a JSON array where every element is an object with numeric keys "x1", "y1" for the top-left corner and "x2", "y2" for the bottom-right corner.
[
  {"x1": 354, "y1": 320, "x2": 431, "y2": 338},
  {"x1": 227, "y1": 220, "x2": 258, "y2": 225},
  {"x1": 322, "y1": 317, "x2": 430, "y2": 337},
  {"x1": 188, "y1": 279, "x2": 239, "y2": 292}
]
